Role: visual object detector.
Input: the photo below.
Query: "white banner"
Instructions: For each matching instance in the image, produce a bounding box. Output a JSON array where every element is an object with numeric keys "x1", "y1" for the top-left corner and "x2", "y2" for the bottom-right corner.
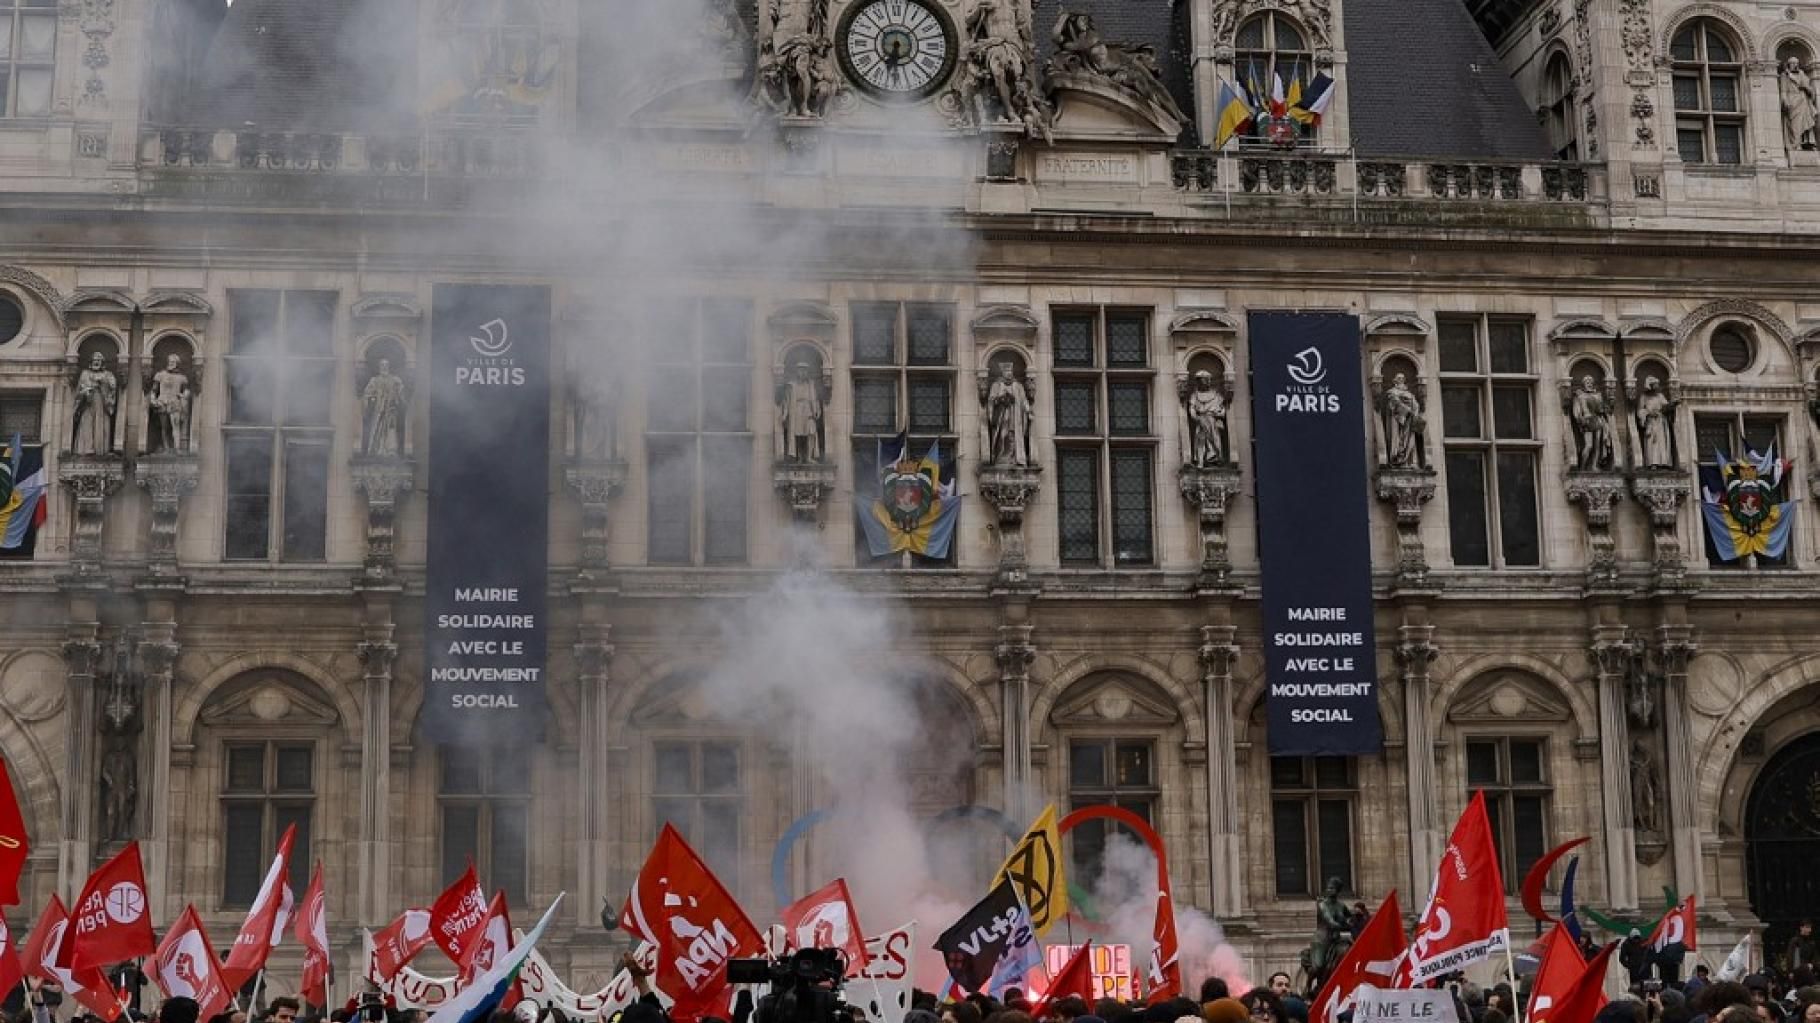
[
  {"x1": 368, "y1": 932, "x2": 666, "y2": 1016},
  {"x1": 852, "y1": 922, "x2": 916, "y2": 1021},
  {"x1": 1352, "y1": 987, "x2": 1462, "y2": 1023}
]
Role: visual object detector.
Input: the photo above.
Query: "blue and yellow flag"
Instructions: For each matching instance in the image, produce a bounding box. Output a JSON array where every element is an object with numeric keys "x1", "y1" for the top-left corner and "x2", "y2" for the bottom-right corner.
[
  {"x1": 0, "y1": 434, "x2": 46, "y2": 551},
  {"x1": 1214, "y1": 80, "x2": 1255, "y2": 149},
  {"x1": 1700, "y1": 447, "x2": 1796, "y2": 562},
  {"x1": 856, "y1": 437, "x2": 960, "y2": 559}
]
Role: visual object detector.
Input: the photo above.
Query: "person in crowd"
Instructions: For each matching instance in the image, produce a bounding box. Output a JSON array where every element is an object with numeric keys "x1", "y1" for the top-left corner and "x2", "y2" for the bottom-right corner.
[
  {"x1": 1349, "y1": 903, "x2": 1369, "y2": 941},
  {"x1": 1791, "y1": 923, "x2": 1819, "y2": 975},
  {"x1": 1201, "y1": 998, "x2": 1248, "y2": 1023},
  {"x1": 1622, "y1": 931, "x2": 1656, "y2": 987},
  {"x1": 1482, "y1": 1010, "x2": 1507, "y2": 1023},
  {"x1": 1239, "y1": 990, "x2": 1285, "y2": 1023},
  {"x1": 1266, "y1": 978, "x2": 1291, "y2": 1000},
  {"x1": 269, "y1": 1000, "x2": 301, "y2": 1023},
  {"x1": 942, "y1": 1001, "x2": 983, "y2": 1023},
  {"x1": 1199, "y1": 981, "x2": 1229, "y2": 1007},
  {"x1": 158, "y1": 1002, "x2": 201, "y2": 1023},
  {"x1": 1689, "y1": 966, "x2": 1713, "y2": 1002}
]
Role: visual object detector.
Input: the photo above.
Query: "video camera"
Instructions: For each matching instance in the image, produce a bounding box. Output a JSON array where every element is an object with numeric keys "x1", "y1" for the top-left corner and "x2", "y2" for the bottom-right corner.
[{"x1": 727, "y1": 949, "x2": 859, "y2": 1023}]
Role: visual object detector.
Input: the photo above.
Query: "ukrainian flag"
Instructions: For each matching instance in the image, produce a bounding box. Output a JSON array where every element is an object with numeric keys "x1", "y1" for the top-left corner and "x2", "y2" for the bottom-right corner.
[{"x1": 1214, "y1": 80, "x2": 1254, "y2": 149}]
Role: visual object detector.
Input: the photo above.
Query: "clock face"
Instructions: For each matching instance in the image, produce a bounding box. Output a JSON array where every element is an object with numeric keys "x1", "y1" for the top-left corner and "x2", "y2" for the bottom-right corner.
[{"x1": 837, "y1": 0, "x2": 958, "y2": 100}]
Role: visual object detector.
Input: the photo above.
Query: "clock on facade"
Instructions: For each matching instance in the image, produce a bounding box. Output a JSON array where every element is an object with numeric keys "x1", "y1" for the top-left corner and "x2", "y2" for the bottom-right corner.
[{"x1": 836, "y1": 0, "x2": 958, "y2": 100}]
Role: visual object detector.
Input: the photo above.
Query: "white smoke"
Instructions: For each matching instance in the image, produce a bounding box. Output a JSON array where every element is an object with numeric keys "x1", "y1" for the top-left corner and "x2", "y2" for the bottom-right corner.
[{"x1": 1090, "y1": 834, "x2": 1252, "y2": 998}]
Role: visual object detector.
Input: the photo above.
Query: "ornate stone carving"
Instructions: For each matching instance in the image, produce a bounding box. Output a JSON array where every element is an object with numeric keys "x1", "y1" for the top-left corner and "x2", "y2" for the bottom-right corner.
[
  {"x1": 1630, "y1": 737, "x2": 1664, "y2": 834},
  {"x1": 1200, "y1": 625, "x2": 1240, "y2": 683},
  {"x1": 1563, "y1": 374, "x2": 1618, "y2": 471},
  {"x1": 979, "y1": 463, "x2": 1042, "y2": 587},
  {"x1": 1180, "y1": 370, "x2": 1230, "y2": 470},
  {"x1": 1178, "y1": 465, "x2": 1243, "y2": 590},
  {"x1": 350, "y1": 456, "x2": 416, "y2": 582},
  {"x1": 949, "y1": 0, "x2": 1050, "y2": 138},
  {"x1": 134, "y1": 454, "x2": 201, "y2": 571},
  {"x1": 1629, "y1": 471, "x2": 1693, "y2": 588},
  {"x1": 995, "y1": 623, "x2": 1036, "y2": 682},
  {"x1": 757, "y1": 0, "x2": 842, "y2": 118},
  {"x1": 1629, "y1": 374, "x2": 1680, "y2": 469},
  {"x1": 79, "y1": 0, "x2": 116, "y2": 107},
  {"x1": 563, "y1": 458, "x2": 628, "y2": 571},
  {"x1": 145, "y1": 353, "x2": 194, "y2": 455},
  {"x1": 774, "y1": 360, "x2": 827, "y2": 464},
  {"x1": 97, "y1": 633, "x2": 139, "y2": 844},
  {"x1": 1211, "y1": 0, "x2": 1333, "y2": 51},
  {"x1": 1044, "y1": 12, "x2": 1187, "y2": 126},
  {"x1": 1564, "y1": 471, "x2": 1627, "y2": 588},
  {"x1": 772, "y1": 460, "x2": 836, "y2": 523},
  {"x1": 1782, "y1": 57, "x2": 1818, "y2": 155},
  {"x1": 58, "y1": 454, "x2": 125, "y2": 573},
  {"x1": 1374, "y1": 467, "x2": 1438, "y2": 588},
  {"x1": 980, "y1": 360, "x2": 1034, "y2": 468},
  {"x1": 1372, "y1": 372, "x2": 1428, "y2": 469},
  {"x1": 358, "y1": 637, "x2": 399, "y2": 682},
  {"x1": 1538, "y1": 3, "x2": 1562, "y2": 36},
  {"x1": 1632, "y1": 91, "x2": 1656, "y2": 148},
  {"x1": 360, "y1": 357, "x2": 409, "y2": 457},
  {"x1": 70, "y1": 351, "x2": 119, "y2": 456}
]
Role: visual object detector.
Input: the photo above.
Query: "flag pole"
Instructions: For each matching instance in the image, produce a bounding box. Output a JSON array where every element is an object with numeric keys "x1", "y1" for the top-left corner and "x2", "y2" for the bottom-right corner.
[
  {"x1": 250, "y1": 968, "x2": 267, "y2": 1016},
  {"x1": 1503, "y1": 939, "x2": 1524, "y2": 1023}
]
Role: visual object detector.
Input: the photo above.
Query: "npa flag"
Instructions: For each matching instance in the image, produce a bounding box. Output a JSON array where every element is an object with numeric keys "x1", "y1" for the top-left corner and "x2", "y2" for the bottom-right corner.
[
  {"x1": 1526, "y1": 921, "x2": 1586, "y2": 1021},
  {"x1": 0, "y1": 758, "x2": 29, "y2": 905},
  {"x1": 1311, "y1": 891, "x2": 1407, "y2": 1023},
  {"x1": 425, "y1": 895, "x2": 562, "y2": 1023},
  {"x1": 934, "y1": 880, "x2": 1025, "y2": 994},
  {"x1": 1145, "y1": 887, "x2": 1181, "y2": 1003},
  {"x1": 997, "y1": 805, "x2": 1068, "y2": 938},
  {"x1": 0, "y1": 436, "x2": 47, "y2": 552},
  {"x1": 1648, "y1": 895, "x2": 1696, "y2": 953},
  {"x1": 429, "y1": 865, "x2": 489, "y2": 965},
  {"x1": 0, "y1": 911, "x2": 23, "y2": 1002},
  {"x1": 36, "y1": 901, "x2": 128, "y2": 1021},
  {"x1": 149, "y1": 905, "x2": 232, "y2": 1020},
  {"x1": 295, "y1": 863, "x2": 331, "y2": 1006},
  {"x1": 781, "y1": 879, "x2": 869, "y2": 974},
  {"x1": 1033, "y1": 942, "x2": 1094, "y2": 1019},
  {"x1": 1401, "y1": 793, "x2": 1509, "y2": 985},
  {"x1": 457, "y1": 892, "x2": 513, "y2": 988},
  {"x1": 370, "y1": 908, "x2": 433, "y2": 982},
  {"x1": 1213, "y1": 80, "x2": 1254, "y2": 148},
  {"x1": 221, "y1": 822, "x2": 296, "y2": 988},
  {"x1": 1532, "y1": 940, "x2": 1615, "y2": 1023},
  {"x1": 619, "y1": 824, "x2": 763, "y2": 1023},
  {"x1": 59, "y1": 841, "x2": 155, "y2": 970}
]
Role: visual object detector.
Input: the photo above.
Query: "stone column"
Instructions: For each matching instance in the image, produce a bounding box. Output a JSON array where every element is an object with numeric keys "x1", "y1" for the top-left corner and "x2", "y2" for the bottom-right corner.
[
  {"x1": 563, "y1": 459, "x2": 627, "y2": 574},
  {"x1": 1657, "y1": 624, "x2": 1701, "y2": 898},
  {"x1": 134, "y1": 455, "x2": 200, "y2": 577},
  {"x1": 136, "y1": 617, "x2": 180, "y2": 916},
  {"x1": 995, "y1": 625, "x2": 1036, "y2": 823},
  {"x1": 574, "y1": 624, "x2": 614, "y2": 929},
  {"x1": 58, "y1": 455, "x2": 125, "y2": 577},
  {"x1": 1179, "y1": 467, "x2": 1243, "y2": 590},
  {"x1": 58, "y1": 626, "x2": 103, "y2": 886},
  {"x1": 1591, "y1": 625, "x2": 1640, "y2": 911},
  {"x1": 1198, "y1": 625, "x2": 1243, "y2": 917},
  {"x1": 1565, "y1": 472, "x2": 1628, "y2": 590},
  {"x1": 1396, "y1": 624, "x2": 1440, "y2": 893},
  {"x1": 1375, "y1": 468, "x2": 1438, "y2": 588},
  {"x1": 356, "y1": 630, "x2": 396, "y2": 925},
  {"x1": 351, "y1": 457, "x2": 416, "y2": 583},
  {"x1": 979, "y1": 467, "x2": 1043, "y2": 590},
  {"x1": 1629, "y1": 473, "x2": 1692, "y2": 590}
]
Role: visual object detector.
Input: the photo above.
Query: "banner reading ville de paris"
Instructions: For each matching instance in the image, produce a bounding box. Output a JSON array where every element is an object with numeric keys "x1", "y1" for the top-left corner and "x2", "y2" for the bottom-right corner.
[
  {"x1": 1249, "y1": 311, "x2": 1383, "y2": 756},
  {"x1": 422, "y1": 284, "x2": 552, "y2": 743}
]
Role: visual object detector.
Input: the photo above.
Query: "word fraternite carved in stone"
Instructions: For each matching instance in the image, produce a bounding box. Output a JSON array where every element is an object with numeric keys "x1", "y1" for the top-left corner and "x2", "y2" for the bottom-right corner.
[
  {"x1": 758, "y1": 0, "x2": 843, "y2": 118},
  {"x1": 1046, "y1": 12, "x2": 1188, "y2": 126},
  {"x1": 949, "y1": 0, "x2": 1051, "y2": 139}
]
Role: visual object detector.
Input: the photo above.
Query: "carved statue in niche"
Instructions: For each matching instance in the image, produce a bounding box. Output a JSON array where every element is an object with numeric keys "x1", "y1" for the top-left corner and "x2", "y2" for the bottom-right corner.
[
  {"x1": 146, "y1": 353, "x2": 194, "y2": 454},
  {"x1": 1634, "y1": 374, "x2": 1680, "y2": 469},
  {"x1": 954, "y1": 0, "x2": 1051, "y2": 138},
  {"x1": 758, "y1": 0, "x2": 839, "y2": 117},
  {"x1": 1376, "y1": 372, "x2": 1427, "y2": 469},
  {"x1": 1047, "y1": 12, "x2": 1188, "y2": 124},
  {"x1": 360, "y1": 357, "x2": 408, "y2": 458},
  {"x1": 1630, "y1": 738, "x2": 1663, "y2": 834},
  {"x1": 71, "y1": 351, "x2": 118, "y2": 456},
  {"x1": 572, "y1": 371, "x2": 619, "y2": 461},
  {"x1": 1183, "y1": 370, "x2": 1229, "y2": 468},
  {"x1": 1566, "y1": 374, "x2": 1616, "y2": 470},
  {"x1": 1782, "y1": 56, "x2": 1818, "y2": 153},
  {"x1": 982, "y1": 359, "x2": 1034, "y2": 467},
  {"x1": 97, "y1": 636, "x2": 140, "y2": 845},
  {"x1": 775, "y1": 360, "x2": 825, "y2": 463}
]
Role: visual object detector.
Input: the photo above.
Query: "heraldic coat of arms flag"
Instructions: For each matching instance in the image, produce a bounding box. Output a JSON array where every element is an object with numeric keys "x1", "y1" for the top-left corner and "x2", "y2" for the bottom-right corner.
[
  {"x1": 1700, "y1": 446, "x2": 1796, "y2": 562},
  {"x1": 857, "y1": 435, "x2": 960, "y2": 560}
]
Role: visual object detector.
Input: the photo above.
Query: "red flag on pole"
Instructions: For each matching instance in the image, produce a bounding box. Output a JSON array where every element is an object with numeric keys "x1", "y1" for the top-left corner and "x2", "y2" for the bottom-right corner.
[
  {"x1": 221, "y1": 822, "x2": 297, "y2": 989},
  {"x1": 1310, "y1": 890, "x2": 1407, "y2": 1023},
  {"x1": 1034, "y1": 942, "x2": 1094, "y2": 1019},
  {"x1": 0, "y1": 910, "x2": 25, "y2": 1001},
  {"x1": 1526, "y1": 921, "x2": 1588, "y2": 1021},
  {"x1": 780, "y1": 879, "x2": 869, "y2": 975},
  {"x1": 457, "y1": 891, "x2": 513, "y2": 987},
  {"x1": 620, "y1": 824, "x2": 763, "y2": 1023},
  {"x1": 1532, "y1": 940, "x2": 1615, "y2": 1023},
  {"x1": 149, "y1": 905, "x2": 233, "y2": 1020},
  {"x1": 0, "y1": 759, "x2": 30, "y2": 906},
  {"x1": 1401, "y1": 792, "x2": 1510, "y2": 985},
  {"x1": 19, "y1": 896, "x2": 64, "y2": 983},
  {"x1": 1648, "y1": 895, "x2": 1697, "y2": 953},
  {"x1": 369, "y1": 908, "x2": 432, "y2": 983},
  {"x1": 59, "y1": 841, "x2": 155, "y2": 971},
  {"x1": 428, "y1": 864, "x2": 489, "y2": 965},
  {"x1": 36, "y1": 901, "x2": 129, "y2": 1021},
  {"x1": 294, "y1": 863, "x2": 331, "y2": 1007},
  {"x1": 1145, "y1": 887, "x2": 1181, "y2": 1004}
]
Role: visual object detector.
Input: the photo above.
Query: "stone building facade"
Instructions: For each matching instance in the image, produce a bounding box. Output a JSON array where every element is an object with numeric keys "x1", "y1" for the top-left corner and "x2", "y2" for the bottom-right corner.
[{"x1": 0, "y1": 0, "x2": 1818, "y2": 995}]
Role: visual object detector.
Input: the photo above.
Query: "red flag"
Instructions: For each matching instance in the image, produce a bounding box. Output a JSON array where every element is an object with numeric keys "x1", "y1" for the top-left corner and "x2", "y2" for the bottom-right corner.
[
  {"x1": 294, "y1": 863, "x2": 331, "y2": 1006},
  {"x1": 369, "y1": 908, "x2": 432, "y2": 982},
  {"x1": 1533, "y1": 941, "x2": 1616, "y2": 1023},
  {"x1": 457, "y1": 891, "x2": 513, "y2": 986},
  {"x1": 0, "y1": 910, "x2": 25, "y2": 1000},
  {"x1": 1648, "y1": 895, "x2": 1697, "y2": 953},
  {"x1": 59, "y1": 841, "x2": 155, "y2": 971},
  {"x1": 1401, "y1": 792, "x2": 1510, "y2": 985},
  {"x1": 1034, "y1": 943, "x2": 1094, "y2": 1019},
  {"x1": 429, "y1": 864, "x2": 489, "y2": 965},
  {"x1": 1311, "y1": 890, "x2": 1407, "y2": 1023},
  {"x1": 0, "y1": 759, "x2": 30, "y2": 906},
  {"x1": 221, "y1": 822, "x2": 297, "y2": 989},
  {"x1": 780, "y1": 879, "x2": 869, "y2": 975},
  {"x1": 20, "y1": 895, "x2": 64, "y2": 982},
  {"x1": 1526, "y1": 921, "x2": 1587, "y2": 1021},
  {"x1": 1144, "y1": 887, "x2": 1181, "y2": 1004},
  {"x1": 620, "y1": 824, "x2": 763, "y2": 1023},
  {"x1": 37, "y1": 903, "x2": 128, "y2": 1020},
  {"x1": 149, "y1": 905, "x2": 233, "y2": 1020}
]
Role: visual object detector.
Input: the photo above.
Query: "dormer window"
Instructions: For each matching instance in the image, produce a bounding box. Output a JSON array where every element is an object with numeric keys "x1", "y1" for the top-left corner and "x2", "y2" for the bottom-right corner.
[{"x1": 1672, "y1": 19, "x2": 1746, "y2": 165}]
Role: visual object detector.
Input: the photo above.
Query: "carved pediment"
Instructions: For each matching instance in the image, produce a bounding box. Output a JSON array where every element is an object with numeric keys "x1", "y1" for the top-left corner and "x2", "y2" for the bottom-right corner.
[
  {"x1": 142, "y1": 290, "x2": 212, "y2": 318},
  {"x1": 630, "y1": 677, "x2": 718, "y2": 727},
  {"x1": 1620, "y1": 317, "x2": 1675, "y2": 343},
  {"x1": 1548, "y1": 317, "x2": 1618, "y2": 342},
  {"x1": 1051, "y1": 673, "x2": 1181, "y2": 727},
  {"x1": 1446, "y1": 672, "x2": 1571, "y2": 725},
  {"x1": 972, "y1": 304, "x2": 1040, "y2": 338},
  {"x1": 0, "y1": 265, "x2": 65, "y2": 329},
  {"x1": 351, "y1": 294, "x2": 422, "y2": 324},
  {"x1": 63, "y1": 290, "x2": 135, "y2": 317},
  {"x1": 1364, "y1": 313, "x2": 1432, "y2": 338},
  {"x1": 767, "y1": 301, "x2": 838, "y2": 335},
  {"x1": 200, "y1": 676, "x2": 340, "y2": 729},
  {"x1": 1170, "y1": 309, "x2": 1241, "y2": 338},
  {"x1": 1047, "y1": 75, "x2": 1184, "y2": 143}
]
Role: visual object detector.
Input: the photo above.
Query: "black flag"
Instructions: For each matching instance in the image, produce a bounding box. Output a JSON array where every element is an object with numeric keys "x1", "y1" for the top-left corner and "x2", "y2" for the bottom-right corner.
[{"x1": 932, "y1": 880, "x2": 1023, "y2": 993}]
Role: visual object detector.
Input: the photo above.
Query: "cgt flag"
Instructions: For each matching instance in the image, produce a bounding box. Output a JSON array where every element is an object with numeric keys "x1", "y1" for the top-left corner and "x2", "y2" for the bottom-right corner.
[
  {"x1": 295, "y1": 863, "x2": 331, "y2": 1007},
  {"x1": 1648, "y1": 895, "x2": 1696, "y2": 953},
  {"x1": 222, "y1": 822, "x2": 296, "y2": 989},
  {"x1": 149, "y1": 905, "x2": 233, "y2": 1020},
  {"x1": 370, "y1": 908, "x2": 433, "y2": 982},
  {"x1": 60, "y1": 841, "x2": 155, "y2": 971},
  {"x1": 0, "y1": 758, "x2": 28, "y2": 906},
  {"x1": 620, "y1": 824, "x2": 763, "y2": 1023},
  {"x1": 1310, "y1": 891, "x2": 1406, "y2": 1023},
  {"x1": 933, "y1": 880, "x2": 1026, "y2": 995},
  {"x1": 430, "y1": 865, "x2": 490, "y2": 966},
  {"x1": 1401, "y1": 792, "x2": 1509, "y2": 985},
  {"x1": 1526, "y1": 921, "x2": 1586, "y2": 1021},
  {"x1": 997, "y1": 805, "x2": 1068, "y2": 938},
  {"x1": 458, "y1": 892, "x2": 513, "y2": 989},
  {"x1": 781, "y1": 879, "x2": 869, "y2": 975}
]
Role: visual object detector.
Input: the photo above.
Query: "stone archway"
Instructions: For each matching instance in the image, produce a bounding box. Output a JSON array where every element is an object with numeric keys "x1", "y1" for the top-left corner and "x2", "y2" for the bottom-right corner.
[{"x1": 1746, "y1": 732, "x2": 1820, "y2": 964}]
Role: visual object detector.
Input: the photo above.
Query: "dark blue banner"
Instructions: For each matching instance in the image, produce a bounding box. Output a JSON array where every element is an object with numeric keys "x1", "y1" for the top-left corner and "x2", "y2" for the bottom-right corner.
[
  {"x1": 422, "y1": 285, "x2": 551, "y2": 743},
  {"x1": 1249, "y1": 311, "x2": 1382, "y2": 756}
]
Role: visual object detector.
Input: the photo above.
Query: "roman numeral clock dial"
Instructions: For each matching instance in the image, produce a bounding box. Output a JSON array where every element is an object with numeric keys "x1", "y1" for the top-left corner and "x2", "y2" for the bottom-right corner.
[{"x1": 836, "y1": 0, "x2": 958, "y2": 100}]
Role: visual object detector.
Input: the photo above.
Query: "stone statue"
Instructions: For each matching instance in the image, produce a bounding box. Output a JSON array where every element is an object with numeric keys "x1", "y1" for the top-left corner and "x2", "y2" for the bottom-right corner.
[
  {"x1": 776, "y1": 361, "x2": 825, "y2": 463},
  {"x1": 361, "y1": 357, "x2": 407, "y2": 458},
  {"x1": 1303, "y1": 876, "x2": 1354, "y2": 994},
  {"x1": 1047, "y1": 12, "x2": 1188, "y2": 125},
  {"x1": 1782, "y1": 56, "x2": 1817, "y2": 153},
  {"x1": 71, "y1": 351, "x2": 119, "y2": 456},
  {"x1": 1630, "y1": 739, "x2": 1663, "y2": 834},
  {"x1": 572, "y1": 372, "x2": 618, "y2": 461},
  {"x1": 955, "y1": 0, "x2": 1051, "y2": 138},
  {"x1": 1378, "y1": 373, "x2": 1426, "y2": 469},
  {"x1": 97, "y1": 638, "x2": 140, "y2": 845},
  {"x1": 1568, "y1": 375, "x2": 1616, "y2": 471},
  {"x1": 1635, "y1": 376, "x2": 1679, "y2": 469},
  {"x1": 758, "y1": 0, "x2": 839, "y2": 117},
  {"x1": 983, "y1": 360, "x2": 1033, "y2": 467},
  {"x1": 1184, "y1": 370, "x2": 1228, "y2": 468},
  {"x1": 147, "y1": 353, "x2": 193, "y2": 455}
]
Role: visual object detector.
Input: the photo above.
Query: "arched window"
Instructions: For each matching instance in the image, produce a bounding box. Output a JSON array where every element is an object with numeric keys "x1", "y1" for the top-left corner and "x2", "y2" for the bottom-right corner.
[
  {"x1": 1671, "y1": 19, "x2": 1746, "y2": 164},
  {"x1": 1542, "y1": 52, "x2": 1578, "y2": 161},
  {"x1": 438, "y1": 745, "x2": 531, "y2": 904},
  {"x1": 1235, "y1": 13, "x2": 1313, "y2": 143}
]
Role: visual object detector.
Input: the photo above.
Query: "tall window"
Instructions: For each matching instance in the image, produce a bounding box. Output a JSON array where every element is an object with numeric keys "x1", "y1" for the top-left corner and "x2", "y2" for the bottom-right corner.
[
  {"x1": 0, "y1": 391, "x2": 43, "y2": 561},
  {"x1": 225, "y1": 291, "x2": 337, "y2": 562},
  {"x1": 1234, "y1": 13, "x2": 1312, "y2": 143},
  {"x1": 222, "y1": 742, "x2": 313, "y2": 906},
  {"x1": 851, "y1": 301, "x2": 956, "y2": 565},
  {"x1": 1438, "y1": 315, "x2": 1541, "y2": 568},
  {"x1": 1270, "y1": 757, "x2": 1356, "y2": 897},
  {"x1": 1542, "y1": 53, "x2": 1578, "y2": 161},
  {"x1": 653, "y1": 741, "x2": 742, "y2": 886},
  {"x1": 439, "y1": 746, "x2": 531, "y2": 903},
  {"x1": 0, "y1": 0, "x2": 55, "y2": 118},
  {"x1": 1671, "y1": 20, "x2": 1745, "y2": 165},
  {"x1": 1466, "y1": 737, "x2": 1549, "y2": 893},
  {"x1": 646, "y1": 300, "x2": 751, "y2": 566},
  {"x1": 1053, "y1": 309, "x2": 1155, "y2": 568},
  {"x1": 1695, "y1": 413, "x2": 1788, "y2": 569},
  {"x1": 1067, "y1": 739, "x2": 1158, "y2": 879}
]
